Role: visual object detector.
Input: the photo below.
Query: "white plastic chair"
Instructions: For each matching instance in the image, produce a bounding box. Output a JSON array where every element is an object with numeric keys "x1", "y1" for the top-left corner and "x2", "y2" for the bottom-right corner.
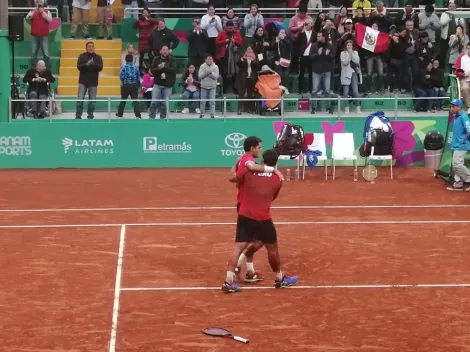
[
  {"x1": 366, "y1": 146, "x2": 393, "y2": 179},
  {"x1": 276, "y1": 132, "x2": 301, "y2": 180},
  {"x1": 302, "y1": 133, "x2": 328, "y2": 180},
  {"x1": 331, "y1": 133, "x2": 357, "y2": 180}
]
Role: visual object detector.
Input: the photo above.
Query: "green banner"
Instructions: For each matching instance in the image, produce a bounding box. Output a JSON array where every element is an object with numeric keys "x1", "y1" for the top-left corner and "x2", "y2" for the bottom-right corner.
[{"x1": 0, "y1": 117, "x2": 448, "y2": 169}]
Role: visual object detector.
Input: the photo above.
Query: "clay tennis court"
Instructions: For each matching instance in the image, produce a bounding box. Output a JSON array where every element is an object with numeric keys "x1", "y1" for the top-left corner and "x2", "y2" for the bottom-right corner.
[{"x1": 1, "y1": 168, "x2": 470, "y2": 352}]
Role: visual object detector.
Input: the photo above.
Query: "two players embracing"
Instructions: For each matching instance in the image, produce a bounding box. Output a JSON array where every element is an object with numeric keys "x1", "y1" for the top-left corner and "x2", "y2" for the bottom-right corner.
[{"x1": 222, "y1": 136, "x2": 298, "y2": 293}]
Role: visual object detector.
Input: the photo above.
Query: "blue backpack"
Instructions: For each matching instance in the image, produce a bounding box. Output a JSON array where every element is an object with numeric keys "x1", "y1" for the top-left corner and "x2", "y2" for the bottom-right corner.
[{"x1": 360, "y1": 111, "x2": 394, "y2": 157}]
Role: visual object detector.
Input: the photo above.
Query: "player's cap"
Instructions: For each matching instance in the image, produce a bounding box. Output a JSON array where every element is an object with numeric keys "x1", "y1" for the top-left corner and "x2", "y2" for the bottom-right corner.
[{"x1": 450, "y1": 99, "x2": 464, "y2": 108}]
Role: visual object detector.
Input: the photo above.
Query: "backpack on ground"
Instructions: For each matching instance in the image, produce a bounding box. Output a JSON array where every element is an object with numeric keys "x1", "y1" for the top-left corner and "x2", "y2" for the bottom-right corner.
[
  {"x1": 274, "y1": 123, "x2": 305, "y2": 159},
  {"x1": 359, "y1": 111, "x2": 394, "y2": 157}
]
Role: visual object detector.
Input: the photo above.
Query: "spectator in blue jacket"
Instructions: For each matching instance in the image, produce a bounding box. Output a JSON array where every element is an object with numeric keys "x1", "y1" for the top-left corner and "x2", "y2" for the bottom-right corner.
[
  {"x1": 448, "y1": 99, "x2": 470, "y2": 191},
  {"x1": 116, "y1": 54, "x2": 141, "y2": 118}
]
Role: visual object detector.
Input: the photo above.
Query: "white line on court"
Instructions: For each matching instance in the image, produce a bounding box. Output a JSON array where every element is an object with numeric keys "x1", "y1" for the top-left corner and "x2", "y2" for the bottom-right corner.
[
  {"x1": 120, "y1": 283, "x2": 470, "y2": 291},
  {"x1": 2, "y1": 220, "x2": 470, "y2": 229},
  {"x1": 108, "y1": 225, "x2": 126, "y2": 352},
  {"x1": 0, "y1": 204, "x2": 469, "y2": 212}
]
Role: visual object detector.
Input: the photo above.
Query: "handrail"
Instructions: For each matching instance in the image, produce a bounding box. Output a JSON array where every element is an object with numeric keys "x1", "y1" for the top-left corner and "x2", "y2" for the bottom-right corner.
[
  {"x1": 8, "y1": 6, "x2": 59, "y2": 18},
  {"x1": 123, "y1": 6, "x2": 452, "y2": 16}
]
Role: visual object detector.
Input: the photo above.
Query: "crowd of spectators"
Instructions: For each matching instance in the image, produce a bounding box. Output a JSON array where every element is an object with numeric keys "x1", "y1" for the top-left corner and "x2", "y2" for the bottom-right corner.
[{"x1": 14, "y1": 0, "x2": 470, "y2": 117}]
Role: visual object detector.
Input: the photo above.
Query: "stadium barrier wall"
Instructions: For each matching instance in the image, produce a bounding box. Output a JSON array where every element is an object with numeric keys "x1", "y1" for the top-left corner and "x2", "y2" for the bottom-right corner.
[{"x1": 0, "y1": 116, "x2": 447, "y2": 168}]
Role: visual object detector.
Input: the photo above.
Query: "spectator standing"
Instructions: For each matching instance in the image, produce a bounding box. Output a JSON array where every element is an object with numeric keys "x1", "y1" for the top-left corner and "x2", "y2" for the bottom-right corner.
[
  {"x1": 215, "y1": 20, "x2": 242, "y2": 94},
  {"x1": 122, "y1": 0, "x2": 139, "y2": 19},
  {"x1": 288, "y1": 5, "x2": 312, "y2": 74},
  {"x1": 187, "y1": 17, "x2": 208, "y2": 68},
  {"x1": 353, "y1": 7, "x2": 367, "y2": 26},
  {"x1": 310, "y1": 31, "x2": 334, "y2": 114},
  {"x1": 133, "y1": 8, "x2": 158, "y2": 69},
  {"x1": 243, "y1": 5, "x2": 264, "y2": 43},
  {"x1": 121, "y1": 43, "x2": 140, "y2": 67},
  {"x1": 403, "y1": 20, "x2": 420, "y2": 91},
  {"x1": 250, "y1": 26, "x2": 269, "y2": 67},
  {"x1": 181, "y1": 64, "x2": 201, "y2": 114},
  {"x1": 236, "y1": 46, "x2": 260, "y2": 114},
  {"x1": 364, "y1": 22, "x2": 384, "y2": 94},
  {"x1": 148, "y1": 19, "x2": 180, "y2": 63},
  {"x1": 22, "y1": 60, "x2": 55, "y2": 119},
  {"x1": 418, "y1": 5, "x2": 439, "y2": 44},
  {"x1": 386, "y1": 27, "x2": 406, "y2": 93},
  {"x1": 448, "y1": 25, "x2": 468, "y2": 73},
  {"x1": 417, "y1": 32, "x2": 435, "y2": 69},
  {"x1": 70, "y1": 0, "x2": 91, "y2": 40},
  {"x1": 431, "y1": 59, "x2": 445, "y2": 110},
  {"x1": 149, "y1": 45, "x2": 176, "y2": 119},
  {"x1": 76, "y1": 42, "x2": 103, "y2": 119},
  {"x1": 333, "y1": 6, "x2": 348, "y2": 35},
  {"x1": 368, "y1": 2, "x2": 390, "y2": 33},
  {"x1": 198, "y1": 55, "x2": 219, "y2": 119},
  {"x1": 453, "y1": 44, "x2": 470, "y2": 112},
  {"x1": 201, "y1": 5, "x2": 223, "y2": 57},
  {"x1": 414, "y1": 61, "x2": 435, "y2": 112},
  {"x1": 440, "y1": 2, "x2": 465, "y2": 67},
  {"x1": 352, "y1": 0, "x2": 371, "y2": 16},
  {"x1": 117, "y1": 54, "x2": 141, "y2": 118},
  {"x1": 26, "y1": 0, "x2": 52, "y2": 67},
  {"x1": 271, "y1": 28, "x2": 291, "y2": 87},
  {"x1": 222, "y1": 8, "x2": 242, "y2": 30},
  {"x1": 297, "y1": 18, "x2": 315, "y2": 94},
  {"x1": 96, "y1": 0, "x2": 113, "y2": 40},
  {"x1": 340, "y1": 40, "x2": 362, "y2": 114},
  {"x1": 141, "y1": 67, "x2": 153, "y2": 110},
  {"x1": 395, "y1": 1, "x2": 419, "y2": 29}
]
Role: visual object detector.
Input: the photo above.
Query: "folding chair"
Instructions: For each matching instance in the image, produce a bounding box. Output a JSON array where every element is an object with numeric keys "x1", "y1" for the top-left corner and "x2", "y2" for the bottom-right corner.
[
  {"x1": 276, "y1": 132, "x2": 301, "y2": 180},
  {"x1": 366, "y1": 146, "x2": 393, "y2": 179},
  {"x1": 302, "y1": 133, "x2": 328, "y2": 180},
  {"x1": 331, "y1": 133, "x2": 357, "y2": 180}
]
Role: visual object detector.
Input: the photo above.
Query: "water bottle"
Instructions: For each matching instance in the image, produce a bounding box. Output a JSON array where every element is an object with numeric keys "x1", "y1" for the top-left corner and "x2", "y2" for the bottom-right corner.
[
  {"x1": 294, "y1": 169, "x2": 299, "y2": 181},
  {"x1": 353, "y1": 167, "x2": 358, "y2": 182},
  {"x1": 286, "y1": 169, "x2": 291, "y2": 182}
]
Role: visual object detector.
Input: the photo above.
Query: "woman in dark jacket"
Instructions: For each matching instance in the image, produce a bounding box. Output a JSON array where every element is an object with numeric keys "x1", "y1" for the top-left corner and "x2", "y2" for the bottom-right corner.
[
  {"x1": 250, "y1": 26, "x2": 270, "y2": 67},
  {"x1": 236, "y1": 46, "x2": 260, "y2": 115},
  {"x1": 133, "y1": 8, "x2": 157, "y2": 69},
  {"x1": 270, "y1": 28, "x2": 291, "y2": 86},
  {"x1": 414, "y1": 61, "x2": 435, "y2": 112}
]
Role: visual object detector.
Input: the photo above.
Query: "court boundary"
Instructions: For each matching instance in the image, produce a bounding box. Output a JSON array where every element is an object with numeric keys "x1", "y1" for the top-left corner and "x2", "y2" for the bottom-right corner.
[
  {"x1": 0, "y1": 204, "x2": 469, "y2": 212},
  {"x1": 2, "y1": 219, "x2": 470, "y2": 229},
  {"x1": 119, "y1": 283, "x2": 470, "y2": 291}
]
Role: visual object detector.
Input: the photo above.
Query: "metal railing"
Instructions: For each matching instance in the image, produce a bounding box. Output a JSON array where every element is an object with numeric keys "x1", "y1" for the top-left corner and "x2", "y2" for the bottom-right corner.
[
  {"x1": 9, "y1": 95, "x2": 450, "y2": 122},
  {"x1": 8, "y1": 6, "x2": 59, "y2": 18},
  {"x1": 123, "y1": 6, "x2": 453, "y2": 17}
]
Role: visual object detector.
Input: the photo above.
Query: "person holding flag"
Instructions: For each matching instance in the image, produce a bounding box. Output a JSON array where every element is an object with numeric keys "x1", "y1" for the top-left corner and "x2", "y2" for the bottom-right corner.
[{"x1": 447, "y1": 99, "x2": 470, "y2": 191}]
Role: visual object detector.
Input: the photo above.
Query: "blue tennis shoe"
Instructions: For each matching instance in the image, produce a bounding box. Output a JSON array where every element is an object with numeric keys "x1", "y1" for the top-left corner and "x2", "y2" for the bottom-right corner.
[
  {"x1": 222, "y1": 282, "x2": 242, "y2": 293},
  {"x1": 275, "y1": 275, "x2": 298, "y2": 289}
]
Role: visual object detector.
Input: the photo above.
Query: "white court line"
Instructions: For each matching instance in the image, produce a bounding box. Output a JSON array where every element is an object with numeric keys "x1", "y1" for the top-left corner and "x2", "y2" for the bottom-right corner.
[
  {"x1": 2, "y1": 220, "x2": 470, "y2": 229},
  {"x1": 120, "y1": 283, "x2": 470, "y2": 291},
  {"x1": 108, "y1": 225, "x2": 126, "y2": 352},
  {"x1": 0, "y1": 204, "x2": 469, "y2": 212}
]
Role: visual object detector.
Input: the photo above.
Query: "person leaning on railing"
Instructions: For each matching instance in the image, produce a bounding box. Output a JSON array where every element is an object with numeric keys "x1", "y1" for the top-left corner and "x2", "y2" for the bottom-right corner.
[{"x1": 117, "y1": 54, "x2": 142, "y2": 118}]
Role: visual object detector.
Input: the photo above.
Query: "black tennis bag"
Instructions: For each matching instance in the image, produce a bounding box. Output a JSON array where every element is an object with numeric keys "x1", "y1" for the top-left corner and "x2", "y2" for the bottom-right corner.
[
  {"x1": 359, "y1": 111, "x2": 394, "y2": 157},
  {"x1": 274, "y1": 123, "x2": 305, "y2": 159}
]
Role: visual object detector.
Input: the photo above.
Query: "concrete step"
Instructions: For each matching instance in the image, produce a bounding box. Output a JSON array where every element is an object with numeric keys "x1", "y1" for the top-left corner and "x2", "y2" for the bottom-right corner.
[
  {"x1": 61, "y1": 39, "x2": 123, "y2": 50},
  {"x1": 59, "y1": 66, "x2": 120, "y2": 76},
  {"x1": 60, "y1": 48, "x2": 122, "y2": 59}
]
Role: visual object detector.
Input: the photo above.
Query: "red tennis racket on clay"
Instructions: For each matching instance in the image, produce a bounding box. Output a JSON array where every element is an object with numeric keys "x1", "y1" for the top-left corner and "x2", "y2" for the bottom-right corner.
[{"x1": 202, "y1": 327, "x2": 249, "y2": 343}]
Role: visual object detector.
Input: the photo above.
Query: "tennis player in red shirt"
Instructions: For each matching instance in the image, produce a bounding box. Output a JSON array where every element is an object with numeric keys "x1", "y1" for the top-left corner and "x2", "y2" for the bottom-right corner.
[
  {"x1": 229, "y1": 136, "x2": 283, "y2": 283},
  {"x1": 222, "y1": 149, "x2": 297, "y2": 293}
]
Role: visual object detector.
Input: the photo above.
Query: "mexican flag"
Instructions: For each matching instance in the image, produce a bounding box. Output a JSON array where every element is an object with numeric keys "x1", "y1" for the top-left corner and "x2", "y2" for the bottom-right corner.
[{"x1": 355, "y1": 23, "x2": 389, "y2": 53}]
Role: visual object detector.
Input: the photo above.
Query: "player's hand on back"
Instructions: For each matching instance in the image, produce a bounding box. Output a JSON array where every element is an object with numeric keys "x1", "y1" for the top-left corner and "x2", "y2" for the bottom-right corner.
[{"x1": 275, "y1": 169, "x2": 284, "y2": 181}]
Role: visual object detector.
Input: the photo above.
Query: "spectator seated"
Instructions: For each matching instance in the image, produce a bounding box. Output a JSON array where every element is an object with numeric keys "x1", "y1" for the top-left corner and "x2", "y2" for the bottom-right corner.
[{"x1": 22, "y1": 60, "x2": 56, "y2": 118}]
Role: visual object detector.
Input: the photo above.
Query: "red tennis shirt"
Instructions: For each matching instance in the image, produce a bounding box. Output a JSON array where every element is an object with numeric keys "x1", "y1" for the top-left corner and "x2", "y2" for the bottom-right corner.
[{"x1": 235, "y1": 153, "x2": 255, "y2": 204}]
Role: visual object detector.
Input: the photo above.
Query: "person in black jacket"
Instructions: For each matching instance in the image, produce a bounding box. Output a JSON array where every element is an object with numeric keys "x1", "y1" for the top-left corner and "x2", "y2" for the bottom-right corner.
[
  {"x1": 395, "y1": 1, "x2": 419, "y2": 29},
  {"x1": 76, "y1": 42, "x2": 103, "y2": 119},
  {"x1": 403, "y1": 20, "x2": 420, "y2": 91},
  {"x1": 270, "y1": 28, "x2": 291, "y2": 87},
  {"x1": 149, "y1": 45, "x2": 176, "y2": 119},
  {"x1": 187, "y1": 17, "x2": 208, "y2": 68},
  {"x1": 386, "y1": 27, "x2": 406, "y2": 93},
  {"x1": 417, "y1": 31, "x2": 435, "y2": 69},
  {"x1": 414, "y1": 61, "x2": 435, "y2": 112},
  {"x1": 250, "y1": 26, "x2": 270, "y2": 68},
  {"x1": 297, "y1": 19, "x2": 315, "y2": 94},
  {"x1": 22, "y1": 60, "x2": 55, "y2": 118},
  {"x1": 431, "y1": 58, "x2": 445, "y2": 110},
  {"x1": 148, "y1": 18, "x2": 180, "y2": 63},
  {"x1": 310, "y1": 31, "x2": 334, "y2": 114}
]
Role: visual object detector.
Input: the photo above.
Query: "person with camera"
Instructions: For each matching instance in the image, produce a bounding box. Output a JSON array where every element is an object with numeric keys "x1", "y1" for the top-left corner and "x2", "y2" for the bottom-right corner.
[
  {"x1": 26, "y1": 0, "x2": 52, "y2": 67},
  {"x1": 22, "y1": 60, "x2": 55, "y2": 119}
]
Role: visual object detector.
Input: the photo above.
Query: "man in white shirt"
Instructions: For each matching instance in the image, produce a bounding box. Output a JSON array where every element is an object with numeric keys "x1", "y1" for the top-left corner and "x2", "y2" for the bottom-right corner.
[
  {"x1": 70, "y1": 0, "x2": 91, "y2": 40},
  {"x1": 298, "y1": 19, "x2": 314, "y2": 93},
  {"x1": 439, "y1": 1, "x2": 465, "y2": 66},
  {"x1": 454, "y1": 44, "x2": 470, "y2": 112}
]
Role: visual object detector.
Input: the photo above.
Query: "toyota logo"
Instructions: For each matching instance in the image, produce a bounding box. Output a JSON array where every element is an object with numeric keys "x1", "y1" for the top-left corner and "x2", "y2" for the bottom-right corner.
[{"x1": 225, "y1": 133, "x2": 247, "y2": 149}]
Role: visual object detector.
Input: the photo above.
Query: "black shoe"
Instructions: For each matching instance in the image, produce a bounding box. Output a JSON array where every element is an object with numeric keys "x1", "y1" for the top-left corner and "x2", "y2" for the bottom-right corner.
[
  {"x1": 107, "y1": 36, "x2": 113, "y2": 40},
  {"x1": 311, "y1": 108, "x2": 316, "y2": 114},
  {"x1": 87, "y1": 115, "x2": 94, "y2": 119},
  {"x1": 75, "y1": 116, "x2": 82, "y2": 119},
  {"x1": 84, "y1": 35, "x2": 91, "y2": 40},
  {"x1": 115, "y1": 113, "x2": 122, "y2": 118},
  {"x1": 96, "y1": 36, "x2": 104, "y2": 40}
]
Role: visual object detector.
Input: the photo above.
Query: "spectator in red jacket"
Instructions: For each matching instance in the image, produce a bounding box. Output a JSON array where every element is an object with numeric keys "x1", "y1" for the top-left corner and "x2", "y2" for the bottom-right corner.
[
  {"x1": 26, "y1": 0, "x2": 52, "y2": 67},
  {"x1": 133, "y1": 8, "x2": 157, "y2": 69},
  {"x1": 215, "y1": 20, "x2": 242, "y2": 93}
]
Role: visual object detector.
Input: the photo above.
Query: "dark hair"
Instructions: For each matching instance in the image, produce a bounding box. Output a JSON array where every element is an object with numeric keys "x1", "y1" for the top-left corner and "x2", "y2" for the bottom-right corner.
[
  {"x1": 86, "y1": 41, "x2": 94, "y2": 47},
  {"x1": 243, "y1": 136, "x2": 262, "y2": 152},
  {"x1": 157, "y1": 17, "x2": 165, "y2": 23},
  {"x1": 262, "y1": 149, "x2": 279, "y2": 167},
  {"x1": 142, "y1": 7, "x2": 150, "y2": 14},
  {"x1": 205, "y1": 54, "x2": 213, "y2": 59},
  {"x1": 208, "y1": 4, "x2": 215, "y2": 9},
  {"x1": 125, "y1": 54, "x2": 134, "y2": 63}
]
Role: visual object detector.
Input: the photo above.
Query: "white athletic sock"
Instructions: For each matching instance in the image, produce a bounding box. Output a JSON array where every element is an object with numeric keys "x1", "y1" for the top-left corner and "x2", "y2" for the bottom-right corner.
[
  {"x1": 275, "y1": 271, "x2": 283, "y2": 281},
  {"x1": 237, "y1": 253, "x2": 247, "y2": 267},
  {"x1": 246, "y1": 262, "x2": 254, "y2": 273},
  {"x1": 226, "y1": 271, "x2": 235, "y2": 284}
]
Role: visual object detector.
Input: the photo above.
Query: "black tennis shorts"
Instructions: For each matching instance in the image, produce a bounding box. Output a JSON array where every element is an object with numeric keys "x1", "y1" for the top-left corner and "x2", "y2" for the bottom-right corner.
[{"x1": 235, "y1": 215, "x2": 277, "y2": 244}]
